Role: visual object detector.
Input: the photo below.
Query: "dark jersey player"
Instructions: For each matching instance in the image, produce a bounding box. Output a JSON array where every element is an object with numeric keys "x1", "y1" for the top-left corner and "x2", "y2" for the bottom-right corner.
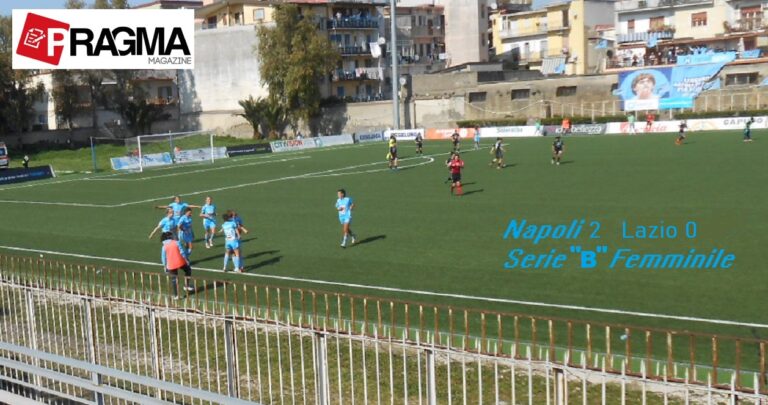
[
  {"x1": 744, "y1": 117, "x2": 755, "y2": 142},
  {"x1": 490, "y1": 138, "x2": 504, "y2": 169},
  {"x1": 552, "y1": 136, "x2": 564, "y2": 165},
  {"x1": 415, "y1": 133, "x2": 424, "y2": 155},
  {"x1": 675, "y1": 120, "x2": 687, "y2": 145},
  {"x1": 451, "y1": 130, "x2": 460, "y2": 152}
]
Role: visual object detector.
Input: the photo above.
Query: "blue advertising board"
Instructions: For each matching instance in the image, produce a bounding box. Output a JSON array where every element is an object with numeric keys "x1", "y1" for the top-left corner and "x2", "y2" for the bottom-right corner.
[
  {"x1": 619, "y1": 62, "x2": 728, "y2": 111},
  {"x1": 0, "y1": 165, "x2": 55, "y2": 185}
]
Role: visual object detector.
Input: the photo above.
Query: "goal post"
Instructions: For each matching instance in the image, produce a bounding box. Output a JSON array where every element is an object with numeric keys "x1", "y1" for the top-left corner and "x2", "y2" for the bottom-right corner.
[{"x1": 126, "y1": 130, "x2": 219, "y2": 172}]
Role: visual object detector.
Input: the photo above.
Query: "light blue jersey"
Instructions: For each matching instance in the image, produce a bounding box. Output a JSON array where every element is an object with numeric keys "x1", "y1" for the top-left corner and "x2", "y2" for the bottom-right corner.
[
  {"x1": 222, "y1": 220, "x2": 240, "y2": 250},
  {"x1": 335, "y1": 197, "x2": 353, "y2": 224},
  {"x1": 177, "y1": 215, "x2": 194, "y2": 243},
  {"x1": 201, "y1": 204, "x2": 216, "y2": 229},
  {"x1": 159, "y1": 216, "x2": 177, "y2": 233},
  {"x1": 169, "y1": 202, "x2": 188, "y2": 219}
]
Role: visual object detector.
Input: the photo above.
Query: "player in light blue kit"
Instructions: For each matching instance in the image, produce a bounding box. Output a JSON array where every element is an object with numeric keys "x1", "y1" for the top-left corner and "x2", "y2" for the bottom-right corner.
[
  {"x1": 219, "y1": 213, "x2": 242, "y2": 272},
  {"x1": 177, "y1": 207, "x2": 195, "y2": 257},
  {"x1": 148, "y1": 208, "x2": 177, "y2": 240},
  {"x1": 156, "y1": 196, "x2": 200, "y2": 220},
  {"x1": 200, "y1": 196, "x2": 216, "y2": 248},
  {"x1": 335, "y1": 189, "x2": 357, "y2": 248}
]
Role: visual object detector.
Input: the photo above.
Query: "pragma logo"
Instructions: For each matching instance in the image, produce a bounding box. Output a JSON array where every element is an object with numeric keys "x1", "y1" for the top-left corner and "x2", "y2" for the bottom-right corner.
[{"x1": 12, "y1": 9, "x2": 194, "y2": 70}]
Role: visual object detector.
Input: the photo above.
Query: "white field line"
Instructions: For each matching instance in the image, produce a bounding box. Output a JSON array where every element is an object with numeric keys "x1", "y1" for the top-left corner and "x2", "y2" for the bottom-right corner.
[
  {"x1": 86, "y1": 156, "x2": 311, "y2": 181},
  {"x1": 0, "y1": 141, "x2": 380, "y2": 192},
  {"x1": 0, "y1": 155, "x2": 435, "y2": 208},
  {"x1": 0, "y1": 244, "x2": 765, "y2": 329}
]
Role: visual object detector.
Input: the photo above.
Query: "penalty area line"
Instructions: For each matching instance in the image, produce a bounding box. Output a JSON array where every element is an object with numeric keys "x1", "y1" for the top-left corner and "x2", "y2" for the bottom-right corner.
[{"x1": 0, "y1": 244, "x2": 765, "y2": 330}]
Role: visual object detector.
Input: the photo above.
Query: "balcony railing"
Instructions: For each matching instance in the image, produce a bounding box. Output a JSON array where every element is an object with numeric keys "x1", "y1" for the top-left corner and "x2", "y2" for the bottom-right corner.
[
  {"x1": 337, "y1": 45, "x2": 370, "y2": 56},
  {"x1": 332, "y1": 67, "x2": 382, "y2": 81},
  {"x1": 327, "y1": 18, "x2": 379, "y2": 30},
  {"x1": 617, "y1": 30, "x2": 675, "y2": 43},
  {"x1": 519, "y1": 49, "x2": 547, "y2": 62},
  {"x1": 725, "y1": 18, "x2": 765, "y2": 32},
  {"x1": 616, "y1": 0, "x2": 712, "y2": 12},
  {"x1": 499, "y1": 24, "x2": 548, "y2": 39}
]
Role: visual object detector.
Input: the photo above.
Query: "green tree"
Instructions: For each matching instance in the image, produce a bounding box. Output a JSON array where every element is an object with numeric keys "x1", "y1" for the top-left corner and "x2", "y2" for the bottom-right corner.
[
  {"x1": 123, "y1": 99, "x2": 169, "y2": 135},
  {"x1": 110, "y1": 0, "x2": 130, "y2": 8},
  {"x1": 79, "y1": 70, "x2": 108, "y2": 128},
  {"x1": 256, "y1": 4, "x2": 339, "y2": 134},
  {"x1": 64, "y1": 0, "x2": 86, "y2": 9},
  {"x1": 51, "y1": 71, "x2": 84, "y2": 130},
  {"x1": 262, "y1": 98, "x2": 288, "y2": 139},
  {"x1": 93, "y1": 0, "x2": 111, "y2": 8},
  {"x1": 236, "y1": 96, "x2": 267, "y2": 138},
  {"x1": 0, "y1": 16, "x2": 44, "y2": 135}
]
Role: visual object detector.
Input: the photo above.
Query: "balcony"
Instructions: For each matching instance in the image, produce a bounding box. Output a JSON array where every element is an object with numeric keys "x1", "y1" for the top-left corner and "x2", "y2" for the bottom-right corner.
[
  {"x1": 616, "y1": 0, "x2": 712, "y2": 12},
  {"x1": 519, "y1": 49, "x2": 547, "y2": 63},
  {"x1": 617, "y1": 29, "x2": 675, "y2": 43},
  {"x1": 327, "y1": 18, "x2": 379, "y2": 30},
  {"x1": 337, "y1": 45, "x2": 370, "y2": 56},
  {"x1": 725, "y1": 18, "x2": 765, "y2": 33},
  {"x1": 498, "y1": 24, "x2": 548, "y2": 39},
  {"x1": 332, "y1": 67, "x2": 382, "y2": 82}
]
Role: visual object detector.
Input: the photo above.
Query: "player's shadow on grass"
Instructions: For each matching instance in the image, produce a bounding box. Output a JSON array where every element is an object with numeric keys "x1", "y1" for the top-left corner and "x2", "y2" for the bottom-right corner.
[
  {"x1": 355, "y1": 234, "x2": 386, "y2": 246},
  {"x1": 244, "y1": 255, "x2": 282, "y2": 272},
  {"x1": 462, "y1": 189, "x2": 484, "y2": 196}
]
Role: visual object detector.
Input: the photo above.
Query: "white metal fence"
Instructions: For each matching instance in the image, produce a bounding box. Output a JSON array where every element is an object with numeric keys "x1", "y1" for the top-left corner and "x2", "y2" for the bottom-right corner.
[{"x1": 0, "y1": 256, "x2": 767, "y2": 404}]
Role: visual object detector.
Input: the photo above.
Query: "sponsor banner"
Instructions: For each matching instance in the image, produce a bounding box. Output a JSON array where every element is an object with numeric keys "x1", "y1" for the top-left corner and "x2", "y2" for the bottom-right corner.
[
  {"x1": 618, "y1": 62, "x2": 728, "y2": 111},
  {"x1": 0, "y1": 165, "x2": 55, "y2": 185},
  {"x1": 606, "y1": 117, "x2": 768, "y2": 134},
  {"x1": 686, "y1": 116, "x2": 768, "y2": 131},
  {"x1": 174, "y1": 147, "x2": 227, "y2": 163},
  {"x1": 606, "y1": 120, "x2": 678, "y2": 134},
  {"x1": 384, "y1": 129, "x2": 424, "y2": 141},
  {"x1": 110, "y1": 152, "x2": 172, "y2": 170},
  {"x1": 425, "y1": 127, "x2": 476, "y2": 140},
  {"x1": 544, "y1": 124, "x2": 606, "y2": 136},
  {"x1": 479, "y1": 126, "x2": 539, "y2": 138},
  {"x1": 226, "y1": 143, "x2": 272, "y2": 157},
  {"x1": 12, "y1": 9, "x2": 194, "y2": 70},
  {"x1": 319, "y1": 134, "x2": 355, "y2": 147},
  {"x1": 356, "y1": 132, "x2": 384, "y2": 143},
  {"x1": 270, "y1": 138, "x2": 321, "y2": 153}
]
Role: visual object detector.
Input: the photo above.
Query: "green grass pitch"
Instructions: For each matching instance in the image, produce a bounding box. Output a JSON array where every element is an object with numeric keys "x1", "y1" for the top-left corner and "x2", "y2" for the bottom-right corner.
[{"x1": 0, "y1": 130, "x2": 766, "y2": 340}]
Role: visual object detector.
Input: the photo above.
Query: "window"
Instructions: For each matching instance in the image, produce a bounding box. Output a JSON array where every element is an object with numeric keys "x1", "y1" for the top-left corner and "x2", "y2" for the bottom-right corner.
[
  {"x1": 206, "y1": 16, "x2": 216, "y2": 29},
  {"x1": 468, "y1": 92, "x2": 487, "y2": 103},
  {"x1": 157, "y1": 86, "x2": 173, "y2": 100},
  {"x1": 725, "y1": 72, "x2": 759, "y2": 86},
  {"x1": 650, "y1": 16, "x2": 665, "y2": 30},
  {"x1": 627, "y1": 19, "x2": 635, "y2": 34},
  {"x1": 691, "y1": 12, "x2": 707, "y2": 27},
  {"x1": 337, "y1": 86, "x2": 345, "y2": 97},
  {"x1": 556, "y1": 86, "x2": 577, "y2": 97},
  {"x1": 254, "y1": 8, "x2": 265, "y2": 21},
  {"x1": 511, "y1": 89, "x2": 530, "y2": 100}
]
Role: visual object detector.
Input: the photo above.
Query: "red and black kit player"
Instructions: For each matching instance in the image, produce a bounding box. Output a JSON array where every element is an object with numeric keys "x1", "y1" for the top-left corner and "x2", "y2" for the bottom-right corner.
[
  {"x1": 447, "y1": 153, "x2": 465, "y2": 195},
  {"x1": 645, "y1": 112, "x2": 655, "y2": 132}
]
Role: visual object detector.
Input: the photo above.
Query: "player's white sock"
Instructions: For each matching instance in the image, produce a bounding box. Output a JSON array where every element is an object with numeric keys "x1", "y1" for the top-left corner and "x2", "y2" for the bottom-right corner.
[
  {"x1": 233, "y1": 256, "x2": 241, "y2": 270},
  {"x1": 223, "y1": 253, "x2": 230, "y2": 270}
]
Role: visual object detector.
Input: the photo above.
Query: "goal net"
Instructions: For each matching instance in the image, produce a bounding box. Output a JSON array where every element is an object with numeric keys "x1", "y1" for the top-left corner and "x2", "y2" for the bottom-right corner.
[{"x1": 120, "y1": 130, "x2": 223, "y2": 172}]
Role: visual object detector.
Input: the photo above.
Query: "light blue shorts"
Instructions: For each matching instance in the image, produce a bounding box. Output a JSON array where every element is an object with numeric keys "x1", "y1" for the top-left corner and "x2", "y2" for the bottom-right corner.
[{"x1": 225, "y1": 239, "x2": 240, "y2": 251}]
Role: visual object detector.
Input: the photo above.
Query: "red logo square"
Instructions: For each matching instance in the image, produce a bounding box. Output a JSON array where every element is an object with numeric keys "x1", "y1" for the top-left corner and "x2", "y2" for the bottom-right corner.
[{"x1": 16, "y1": 13, "x2": 70, "y2": 66}]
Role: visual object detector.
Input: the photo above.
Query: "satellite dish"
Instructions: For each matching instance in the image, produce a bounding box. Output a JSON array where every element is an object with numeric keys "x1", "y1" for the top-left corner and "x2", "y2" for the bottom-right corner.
[{"x1": 490, "y1": 2, "x2": 498, "y2": 9}]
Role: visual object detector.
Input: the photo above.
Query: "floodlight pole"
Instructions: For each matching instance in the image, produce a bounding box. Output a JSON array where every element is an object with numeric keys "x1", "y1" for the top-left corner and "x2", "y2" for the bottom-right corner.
[{"x1": 390, "y1": 0, "x2": 400, "y2": 130}]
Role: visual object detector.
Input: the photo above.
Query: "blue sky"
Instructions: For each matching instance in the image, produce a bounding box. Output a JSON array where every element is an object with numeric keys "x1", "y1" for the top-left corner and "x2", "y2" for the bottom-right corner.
[{"x1": 1, "y1": 1, "x2": 141, "y2": 16}]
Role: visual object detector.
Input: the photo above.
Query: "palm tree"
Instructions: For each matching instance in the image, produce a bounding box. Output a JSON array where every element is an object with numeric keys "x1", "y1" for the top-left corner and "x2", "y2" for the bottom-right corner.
[{"x1": 236, "y1": 96, "x2": 268, "y2": 139}]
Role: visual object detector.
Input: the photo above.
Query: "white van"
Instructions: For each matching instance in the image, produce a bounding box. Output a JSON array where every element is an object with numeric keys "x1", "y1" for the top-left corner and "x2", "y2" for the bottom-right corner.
[{"x1": 0, "y1": 143, "x2": 8, "y2": 169}]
